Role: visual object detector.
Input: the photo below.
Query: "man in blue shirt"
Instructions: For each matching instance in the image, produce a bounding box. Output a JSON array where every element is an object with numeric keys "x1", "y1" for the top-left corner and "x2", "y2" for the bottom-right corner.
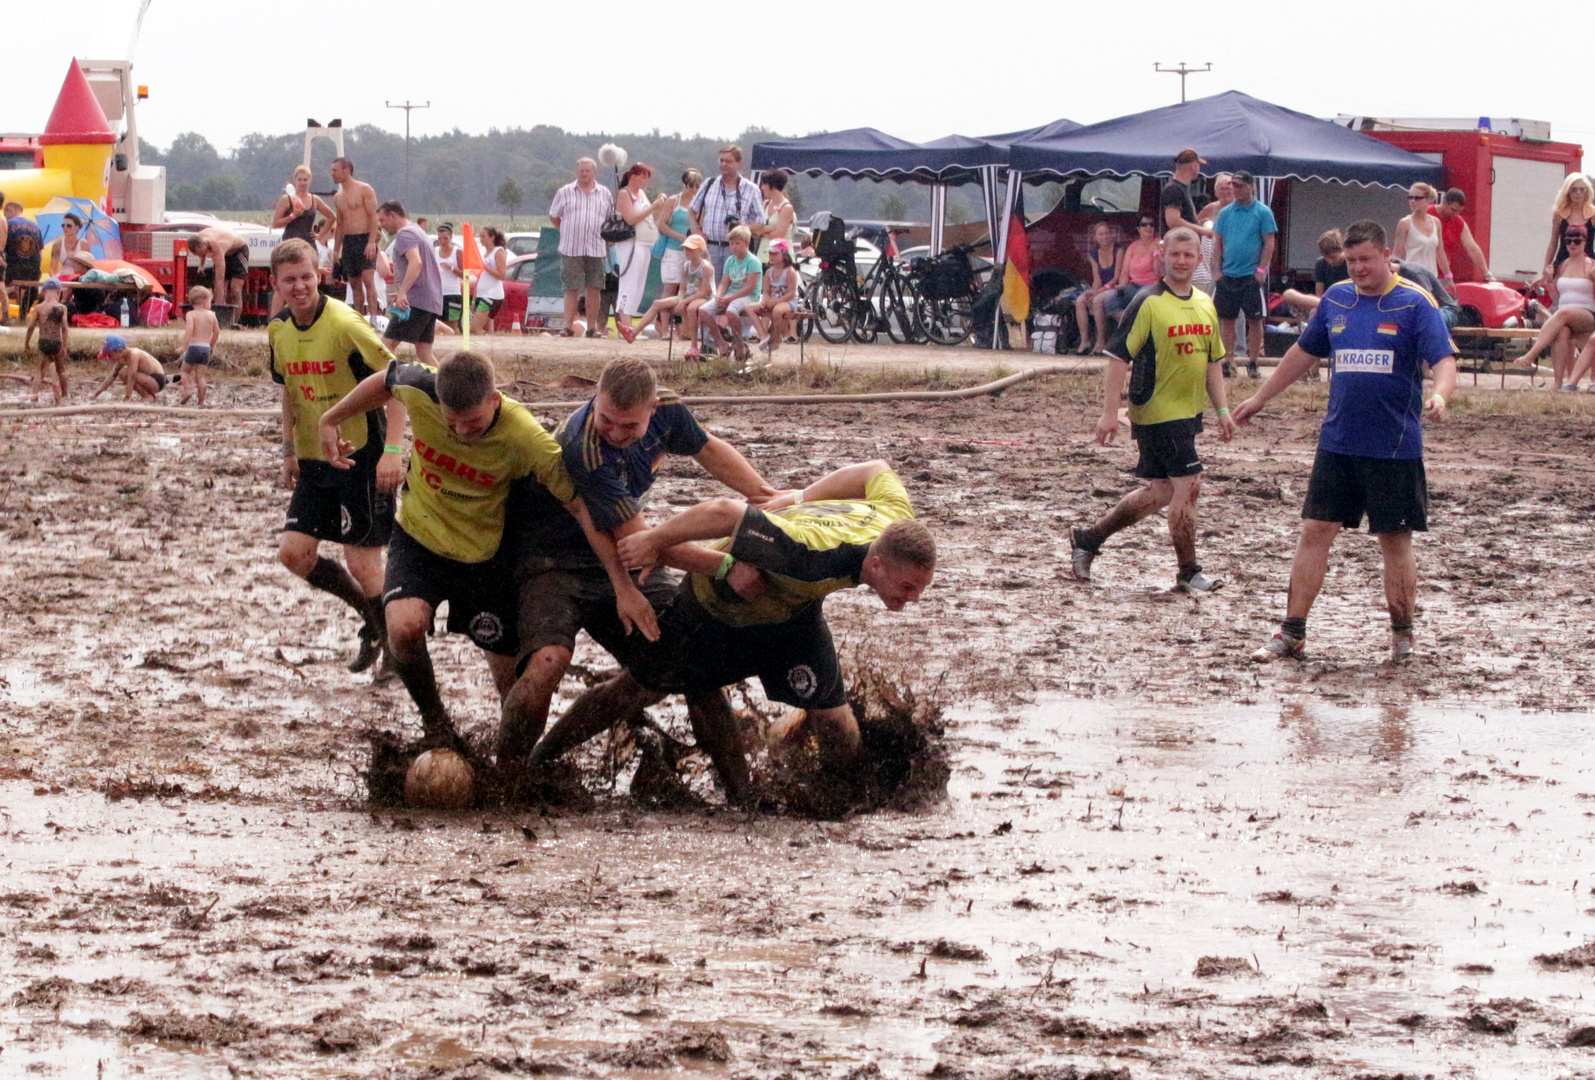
[
  {"x1": 1212, "y1": 170, "x2": 1277, "y2": 378},
  {"x1": 497, "y1": 357, "x2": 777, "y2": 774},
  {"x1": 1232, "y1": 219, "x2": 1457, "y2": 664}
]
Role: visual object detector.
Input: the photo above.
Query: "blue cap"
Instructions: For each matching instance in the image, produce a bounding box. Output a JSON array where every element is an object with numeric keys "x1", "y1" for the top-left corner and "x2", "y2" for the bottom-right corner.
[
  {"x1": 40, "y1": 278, "x2": 63, "y2": 292},
  {"x1": 100, "y1": 334, "x2": 127, "y2": 355}
]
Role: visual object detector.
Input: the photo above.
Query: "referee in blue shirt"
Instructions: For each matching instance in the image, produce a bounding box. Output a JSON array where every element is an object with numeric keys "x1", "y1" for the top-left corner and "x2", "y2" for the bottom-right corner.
[{"x1": 1232, "y1": 220, "x2": 1457, "y2": 664}]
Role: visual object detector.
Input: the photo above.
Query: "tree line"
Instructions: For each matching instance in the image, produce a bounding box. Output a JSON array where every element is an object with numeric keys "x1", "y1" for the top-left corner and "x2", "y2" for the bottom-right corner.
[{"x1": 143, "y1": 124, "x2": 985, "y2": 228}]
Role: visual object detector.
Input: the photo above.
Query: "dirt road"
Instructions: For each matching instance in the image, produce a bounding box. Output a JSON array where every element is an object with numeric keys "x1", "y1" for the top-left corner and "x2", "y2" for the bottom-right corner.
[{"x1": 1, "y1": 354, "x2": 1593, "y2": 1078}]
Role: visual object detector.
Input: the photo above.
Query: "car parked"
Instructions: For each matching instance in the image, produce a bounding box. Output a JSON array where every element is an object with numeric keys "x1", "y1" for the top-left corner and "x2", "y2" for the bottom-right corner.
[{"x1": 505, "y1": 232, "x2": 541, "y2": 258}]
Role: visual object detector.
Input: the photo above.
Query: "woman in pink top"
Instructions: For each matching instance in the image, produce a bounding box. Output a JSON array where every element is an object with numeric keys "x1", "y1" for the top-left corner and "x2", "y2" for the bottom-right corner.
[{"x1": 1088, "y1": 215, "x2": 1162, "y2": 353}]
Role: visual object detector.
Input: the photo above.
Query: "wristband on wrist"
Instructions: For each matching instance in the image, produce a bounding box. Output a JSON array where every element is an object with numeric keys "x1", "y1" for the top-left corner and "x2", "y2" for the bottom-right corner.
[
  {"x1": 383, "y1": 443, "x2": 403, "y2": 454},
  {"x1": 281, "y1": 441, "x2": 295, "y2": 457},
  {"x1": 715, "y1": 553, "x2": 735, "y2": 580},
  {"x1": 1216, "y1": 407, "x2": 1231, "y2": 415},
  {"x1": 1429, "y1": 393, "x2": 1447, "y2": 406}
]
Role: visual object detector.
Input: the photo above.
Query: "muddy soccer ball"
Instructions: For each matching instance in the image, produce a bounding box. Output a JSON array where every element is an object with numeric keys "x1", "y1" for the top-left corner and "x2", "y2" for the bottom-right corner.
[{"x1": 404, "y1": 749, "x2": 474, "y2": 810}]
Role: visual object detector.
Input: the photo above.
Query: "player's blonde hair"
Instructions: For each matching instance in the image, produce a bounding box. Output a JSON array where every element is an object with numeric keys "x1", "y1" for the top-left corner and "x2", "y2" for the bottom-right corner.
[
  {"x1": 270, "y1": 238, "x2": 316, "y2": 273},
  {"x1": 597, "y1": 357, "x2": 657, "y2": 410},
  {"x1": 188, "y1": 285, "x2": 212, "y2": 305},
  {"x1": 872, "y1": 520, "x2": 936, "y2": 571}
]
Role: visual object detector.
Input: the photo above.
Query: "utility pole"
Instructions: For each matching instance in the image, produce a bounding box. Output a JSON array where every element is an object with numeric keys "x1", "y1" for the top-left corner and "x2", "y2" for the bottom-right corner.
[
  {"x1": 385, "y1": 100, "x2": 431, "y2": 203},
  {"x1": 1154, "y1": 63, "x2": 1211, "y2": 103}
]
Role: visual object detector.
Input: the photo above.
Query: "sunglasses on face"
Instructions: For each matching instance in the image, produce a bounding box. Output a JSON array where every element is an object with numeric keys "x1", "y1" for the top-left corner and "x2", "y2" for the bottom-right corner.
[
  {"x1": 1569, "y1": 237, "x2": 1587, "y2": 245},
  {"x1": 1138, "y1": 221, "x2": 1155, "y2": 228}
]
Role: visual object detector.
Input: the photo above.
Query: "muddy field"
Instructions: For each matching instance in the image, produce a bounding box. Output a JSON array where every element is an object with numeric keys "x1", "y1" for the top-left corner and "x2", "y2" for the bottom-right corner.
[{"x1": 2, "y1": 343, "x2": 1595, "y2": 1078}]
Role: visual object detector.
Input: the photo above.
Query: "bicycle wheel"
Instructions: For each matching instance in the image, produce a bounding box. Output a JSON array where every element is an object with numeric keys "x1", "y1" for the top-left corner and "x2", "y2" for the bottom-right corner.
[
  {"x1": 917, "y1": 293, "x2": 974, "y2": 347},
  {"x1": 850, "y1": 291, "x2": 879, "y2": 344},
  {"x1": 809, "y1": 278, "x2": 854, "y2": 344},
  {"x1": 880, "y1": 277, "x2": 919, "y2": 345}
]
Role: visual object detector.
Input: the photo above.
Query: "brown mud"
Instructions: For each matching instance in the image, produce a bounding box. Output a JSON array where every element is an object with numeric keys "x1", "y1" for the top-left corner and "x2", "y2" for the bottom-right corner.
[{"x1": 2, "y1": 352, "x2": 1595, "y2": 1078}]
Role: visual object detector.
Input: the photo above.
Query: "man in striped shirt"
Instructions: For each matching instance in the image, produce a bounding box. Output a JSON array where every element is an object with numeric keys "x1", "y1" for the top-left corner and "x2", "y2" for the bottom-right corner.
[
  {"x1": 548, "y1": 158, "x2": 614, "y2": 337},
  {"x1": 690, "y1": 146, "x2": 766, "y2": 275}
]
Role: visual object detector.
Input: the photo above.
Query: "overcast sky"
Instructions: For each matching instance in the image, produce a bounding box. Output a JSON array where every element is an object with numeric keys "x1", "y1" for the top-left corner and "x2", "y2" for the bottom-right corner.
[{"x1": 8, "y1": 0, "x2": 1593, "y2": 164}]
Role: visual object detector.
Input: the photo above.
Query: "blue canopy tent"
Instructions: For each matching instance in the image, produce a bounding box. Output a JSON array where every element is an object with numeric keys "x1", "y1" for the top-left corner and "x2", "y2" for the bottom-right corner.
[{"x1": 751, "y1": 124, "x2": 1075, "y2": 256}]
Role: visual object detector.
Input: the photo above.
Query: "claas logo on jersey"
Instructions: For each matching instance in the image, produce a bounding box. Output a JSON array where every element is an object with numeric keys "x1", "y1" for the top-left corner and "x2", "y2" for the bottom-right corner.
[
  {"x1": 283, "y1": 360, "x2": 338, "y2": 376},
  {"x1": 413, "y1": 437, "x2": 495, "y2": 487},
  {"x1": 1164, "y1": 323, "x2": 1212, "y2": 338}
]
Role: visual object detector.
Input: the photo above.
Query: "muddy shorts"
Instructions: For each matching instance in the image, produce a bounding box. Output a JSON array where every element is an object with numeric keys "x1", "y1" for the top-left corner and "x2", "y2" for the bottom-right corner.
[
  {"x1": 339, "y1": 234, "x2": 373, "y2": 278},
  {"x1": 1302, "y1": 449, "x2": 1428, "y2": 534},
  {"x1": 626, "y1": 589, "x2": 847, "y2": 710},
  {"x1": 513, "y1": 560, "x2": 678, "y2": 671},
  {"x1": 383, "y1": 307, "x2": 437, "y2": 345},
  {"x1": 38, "y1": 339, "x2": 62, "y2": 357},
  {"x1": 383, "y1": 526, "x2": 517, "y2": 656},
  {"x1": 223, "y1": 246, "x2": 249, "y2": 282},
  {"x1": 283, "y1": 460, "x2": 394, "y2": 548},
  {"x1": 182, "y1": 344, "x2": 214, "y2": 366},
  {"x1": 1131, "y1": 418, "x2": 1203, "y2": 480}
]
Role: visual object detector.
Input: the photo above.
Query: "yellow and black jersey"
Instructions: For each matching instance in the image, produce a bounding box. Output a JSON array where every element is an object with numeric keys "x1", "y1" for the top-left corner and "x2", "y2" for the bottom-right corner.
[
  {"x1": 269, "y1": 297, "x2": 393, "y2": 476},
  {"x1": 1104, "y1": 282, "x2": 1225, "y2": 430},
  {"x1": 691, "y1": 469, "x2": 914, "y2": 627},
  {"x1": 387, "y1": 363, "x2": 576, "y2": 564}
]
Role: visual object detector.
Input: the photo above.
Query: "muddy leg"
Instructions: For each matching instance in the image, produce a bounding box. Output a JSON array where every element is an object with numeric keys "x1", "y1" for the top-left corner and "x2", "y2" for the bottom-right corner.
[
  {"x1": 1166, "y1": 474, "x2": 1202, "y2": 575},
  {"x1": 385, "y1": 597, "x2": 457, "y2": 745},
  {"x1": 1283, "y1": 519, "x2": 1342, "y2": 621},
  {"x1": 806, "y1": 704, "x2": 862, "y2": 772},
  {"x1": 499, "y1": 645, "x2": 572, "y2": 767},
  {"x1": 342, "y1": 544, "x2": 389, "y2": 673},
  {"x1": 1376, "y1": 530, "x2": 1417, "y2": 633},
  {"x1": 529, "y1": 672, "x2": 663, "y2": 766},
  {"x1": 683, "y1": 689, "x2": 750, "y2": 804},
  {"x1": 1077, "y1": 480, "x2": 1172, "y2": 553}
]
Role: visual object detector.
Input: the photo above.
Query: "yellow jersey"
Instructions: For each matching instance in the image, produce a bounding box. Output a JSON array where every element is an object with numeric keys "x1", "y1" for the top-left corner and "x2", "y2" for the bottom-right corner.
[
  {"x1": 1104, "y1": 281, "x2": 1225, "y2": 430},
  {"x1": 691, "y1": 469, "x2": 914, "y2": 627},
  {"x1": 269, "y1": 297, "x2": 393, "y2": 475},
  {"x1": 387, "y1": 363, "x2": 576, "y2": 564}
]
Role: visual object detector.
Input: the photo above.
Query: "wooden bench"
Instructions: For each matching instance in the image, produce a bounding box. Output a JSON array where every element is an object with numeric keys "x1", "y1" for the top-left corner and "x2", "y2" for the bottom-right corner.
[{"x1": 1451, "y1": 326, "x2": 1538, "y2": 387}]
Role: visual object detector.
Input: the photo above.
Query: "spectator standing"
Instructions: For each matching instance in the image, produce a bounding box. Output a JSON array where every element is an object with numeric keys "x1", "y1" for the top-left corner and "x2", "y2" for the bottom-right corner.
[
  {"x1": 654, "y1": 170, "x2": 701, "y2": 311},
  {"x1": 548, "y1": 157, "x2": 614, "y2": 337},
  {"x1": 331, "y1": 157, "x2": 381, "y2": 320},
  {"x1": 188, "y1": 226, "x2": 251, "y2": 311},
  {"x1": 689, "y1": 145, "x2": 765, "y2": 275},
  {"x1": 755, "y1": 169, "x2": 796, "y2": 266},
  {"x1": 1430, "y1": 189, "x2": 1493, "y2": 283},
  {"x1": 1211, "y1": 170, "x2": 1277, "y2": 378},
  {"x1": 4, "y1": 201, "x2": 45, "y2": 323},
  {"x1": 434, "y1": 223, "x2": 464, "y2": 328},
  {"x1": 471, "y1": 226, "x2": 509, "y2": 336},
  {"x1": 612, "y1": 163, "x2": 665, "y2": 333},
  {"x1": 1393, "y1": 183, "x2": 1450, "y2": 280},
  {"x1": 1161, "y1": 149, "x2": 1211, "y2": 236},
  {"x1": 377, "y1": 200, "x2": 444, "y2": 364},
  {"x1": 271, "y1": 165, "x2": 336, "y2": 316},
  {"x1": 1543, "y1": 174, "x2": 1595, "y2": 278}
]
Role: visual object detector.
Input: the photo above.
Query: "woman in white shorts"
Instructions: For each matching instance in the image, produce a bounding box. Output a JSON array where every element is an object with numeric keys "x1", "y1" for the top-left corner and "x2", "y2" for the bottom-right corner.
[{"x1": 655, "y1": 170, "x2": 701, "y2": 303}]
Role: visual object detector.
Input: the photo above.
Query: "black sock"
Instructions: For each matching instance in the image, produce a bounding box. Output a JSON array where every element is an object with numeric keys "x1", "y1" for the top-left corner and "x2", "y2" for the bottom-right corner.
[
  {"x1": 305, "y1": 556, "x2": 368, "y2": 615},
  {"x1": 361, "y1": 595, "x2": 388, "y2": 644},
  {"x1": 391, "y1": 648, "x2": 452, "y2": 734},
  {"x1": 1074, "y1": 526, "x2": 1105, "y2": 553},
  {"x1": 1178, "y1": 563, "x2": 1201, "y2": 582},
  {"x1": 1282, "y1": 616, "x2": 1307, "y2": 640},
  {"x1": 1390, "y1": 619, "x2": 1413, "y2": 634}
]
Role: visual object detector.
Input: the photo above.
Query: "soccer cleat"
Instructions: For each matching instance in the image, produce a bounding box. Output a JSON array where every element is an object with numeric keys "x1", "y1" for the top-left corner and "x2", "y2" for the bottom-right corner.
[
  {"x1": 1250, "y1": 632, "x2": 1305, "y2": 662},
  {"x1": 348, "y1": 632, "x2": 383, "y2": 673},
  {"x1": 1068, "y1": 527, "x2": 1098, "y2": 582},
  {"x1": 1390, "y1": 634, "x2": 1415, "y2": 663},
  {"x1": 1176, "y1": 570, "x2": 1224, "y2": 594}
]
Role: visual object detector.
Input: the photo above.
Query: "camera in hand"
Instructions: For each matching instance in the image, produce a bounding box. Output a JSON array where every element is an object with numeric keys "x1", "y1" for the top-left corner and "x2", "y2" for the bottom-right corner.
[{"x1": 724, "y1": 214, "x2": 742, "y2": 229}]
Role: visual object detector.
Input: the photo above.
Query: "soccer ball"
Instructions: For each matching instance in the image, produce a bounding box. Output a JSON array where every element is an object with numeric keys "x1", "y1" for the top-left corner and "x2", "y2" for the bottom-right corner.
[{"x1": 405, "y1": 749, "x2": 474, "y2": 810}]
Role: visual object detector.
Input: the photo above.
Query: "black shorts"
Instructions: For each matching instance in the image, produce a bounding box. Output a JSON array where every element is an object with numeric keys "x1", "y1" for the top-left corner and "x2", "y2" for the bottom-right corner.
[
  {"x1": 441, "y1": 295, "x2": 464, "y2": 323},
  {"x1": 1213, "y1": 275, "x2": 1265, "y2": 320},
  {"x1": 339, "y1": 234, "x2": 373, "y2": 278},
  {"x1": 513, "y1": 560, "x2": 678, "y2": 669},
  {"x1": 1302, "y1": 449, "x2": 1428, "y2": 533},
  {"x1": 5, "y1": 261, "x2": 40, "y2": 284},
  {"x1": 182, "y1": 344, "x2": 214, "y2": 366},
  {"x1": 150, "y1": 372, "x2": 168, "y2": 391},
  {"x1": 384, "y1": 307, "x2": 437, "y2": 345},
  {"x1": 283, "y1": 460, "x2": 394, "y2": 548},
  {"x1": 627, "y1": 589, "x2": 847, "y2": 710},
  {"x1": 382, "y1": 526, "x2": 517, "y2": 656},
  {"x1": 1132, "y1": 419, "x2": 1203, "y2": 480},
  {"x1": 38, "y1": 339, "x2": 62, "y2": 357},
  {"x1": 472, "y1": 298, "x2": 504, "y2": 317},
  {"x1": 223, "y1": 247, "x2": 249, "y2": 282}
]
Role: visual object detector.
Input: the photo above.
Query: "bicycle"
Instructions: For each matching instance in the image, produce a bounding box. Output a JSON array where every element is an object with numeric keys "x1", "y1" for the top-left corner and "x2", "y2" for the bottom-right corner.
[{"x1": 907, "y1": 243, "x2": 982, "y2": 346}]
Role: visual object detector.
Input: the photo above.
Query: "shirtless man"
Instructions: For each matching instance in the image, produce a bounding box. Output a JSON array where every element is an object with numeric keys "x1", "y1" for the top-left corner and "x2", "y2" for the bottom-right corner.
[
  {"x1": 91, "y1": 336, "x2": 174, "y2": 401},
  {"x1": 188, "y1": 226, "x2": 250, "y2": 310},
  {"x1": 331, "y1": 157, "x2": 381, "y2": 320}
]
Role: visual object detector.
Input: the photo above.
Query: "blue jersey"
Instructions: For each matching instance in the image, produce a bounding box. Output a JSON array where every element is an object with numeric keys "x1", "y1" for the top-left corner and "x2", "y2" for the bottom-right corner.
[
  {"x1": 1298, "y1": 277, "x2": 1455, "y2": 460},
  {"x1": 1215, "y1": 200, "x2": 1278, "y2": 277}
]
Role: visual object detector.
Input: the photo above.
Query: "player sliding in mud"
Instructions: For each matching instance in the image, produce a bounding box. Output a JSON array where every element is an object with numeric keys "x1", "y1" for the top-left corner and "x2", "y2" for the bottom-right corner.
[
  {"x1": 496, "y1": 357, "x2": 779, "y2": 778},
  {"x1": 1233, "y1": 219, "x2": 1457, "y2": 664},
  {"x1": 268, "y1": 239, "x2": 406, "y2": 677},
  {"x1": 314, "y1": 349, "x2": 656, "y2": 753},
  {"x1": 527, "y1": 459, "x2": 935, "y2": 804}
]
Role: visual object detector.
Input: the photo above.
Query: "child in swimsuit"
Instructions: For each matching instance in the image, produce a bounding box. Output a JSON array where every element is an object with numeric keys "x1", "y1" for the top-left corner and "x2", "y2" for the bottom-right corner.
[
  {"x1": 23, "y1": 279, "x2": 70, "y2": 403},
  {"x1": 90, "y1": 336, "x2": 175, "y2": 402},
  {"x1": 178, "y1": 285, "x2": 220, "y2": 406}
]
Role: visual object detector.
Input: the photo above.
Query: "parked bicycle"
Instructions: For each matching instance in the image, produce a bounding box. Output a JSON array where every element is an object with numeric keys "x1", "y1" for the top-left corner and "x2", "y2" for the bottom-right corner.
[{"x1": 907, "y1": 243, "x2": 981, "y2": 346}]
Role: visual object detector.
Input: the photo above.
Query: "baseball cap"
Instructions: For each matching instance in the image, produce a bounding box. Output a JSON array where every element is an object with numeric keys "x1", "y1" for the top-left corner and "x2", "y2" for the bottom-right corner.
[
  {"x1": 1174, "y1": 148, "x2": 1207, "y2": 166},
  {"x1": 40, "y1": 278, "x2": 63, "y2": 292},
  {"x1": 682, "y1": 235, "x2": 707, "y2": 252},
  {"x1": 100, "y1": 335, "x2": 127, "y2": 355},
  {"x1": 769, "y1": 238, "x2": 791, "y2": 254},
  {"x1": 1230, "y1": 169, "x2": 1255, "y2": 186}
]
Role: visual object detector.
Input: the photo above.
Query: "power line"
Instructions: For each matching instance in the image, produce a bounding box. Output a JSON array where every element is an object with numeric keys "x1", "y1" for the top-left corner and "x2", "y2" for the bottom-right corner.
[
  {"x1": 1154, "y1": 63, "x2": 1211, "y2": 104},
  {"x1": 385, "y1": 100, "x2": 431, "y2": 204}
]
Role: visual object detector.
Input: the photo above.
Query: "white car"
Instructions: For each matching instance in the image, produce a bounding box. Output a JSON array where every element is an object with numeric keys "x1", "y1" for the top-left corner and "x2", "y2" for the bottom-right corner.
[{"x1": 505, "y1": 232, "x2": 541, "y2": 258}]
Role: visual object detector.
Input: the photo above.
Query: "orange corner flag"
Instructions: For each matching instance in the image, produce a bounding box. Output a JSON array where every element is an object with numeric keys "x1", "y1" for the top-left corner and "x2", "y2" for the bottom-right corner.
[{"x1": 458, "y1": 222, "x2": 485, "y2": 271}]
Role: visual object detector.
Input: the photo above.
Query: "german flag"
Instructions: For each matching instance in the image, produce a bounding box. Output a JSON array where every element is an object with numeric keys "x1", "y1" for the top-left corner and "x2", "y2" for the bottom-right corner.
[{"x1": 999, "y1": 188, "x2": 1031, "y2": 324}]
